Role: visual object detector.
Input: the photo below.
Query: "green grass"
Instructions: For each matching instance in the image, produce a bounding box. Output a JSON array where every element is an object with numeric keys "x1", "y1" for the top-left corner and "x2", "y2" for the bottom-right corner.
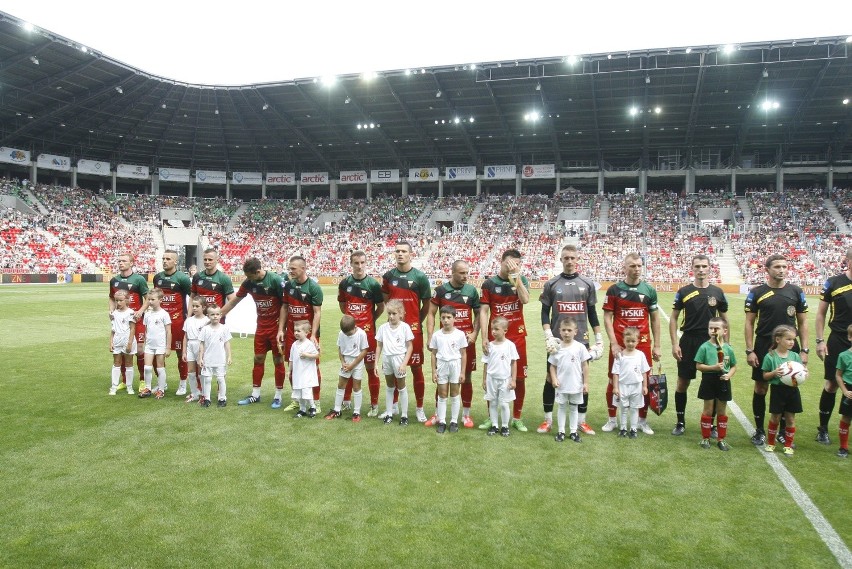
[{"x1": 0, "y1": 284, "x2": 849, "y2": 568}]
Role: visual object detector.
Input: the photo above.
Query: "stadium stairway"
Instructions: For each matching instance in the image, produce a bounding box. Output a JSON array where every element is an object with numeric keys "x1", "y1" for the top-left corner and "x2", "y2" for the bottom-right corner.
[
  {"x1": 23, "y1": 188, "x2": 49, "y2": 215},
  {"x1": 823, "y1": 198, "x2": 850, "y2": 233},
  {"x1": 227, "y1": 203, "x2": 249, "y2": 231},
  {"x1": 736, "y1": 197, "x2": 752, "y2": 225},
  {"x1": 415, "y1": 204, "x2": 434, "y2": 225},
  {"x1": 598, "y1": 199, "x2": 610, "y2": 233},
  {"x1": 715, "y1": 239, "x2": 743, "y2": 285},
  {"x1": 37, "y1": 227, "x2": 97, "y2": 272},
  {"x1": 467, "y1": 202, "x2": 485, "y2": 225}
]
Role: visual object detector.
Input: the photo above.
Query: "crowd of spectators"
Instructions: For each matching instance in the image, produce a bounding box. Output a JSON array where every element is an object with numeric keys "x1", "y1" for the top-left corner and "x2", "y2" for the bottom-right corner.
[{"x1": 1, "y1": 182, "x2": 848, "y2": 284}]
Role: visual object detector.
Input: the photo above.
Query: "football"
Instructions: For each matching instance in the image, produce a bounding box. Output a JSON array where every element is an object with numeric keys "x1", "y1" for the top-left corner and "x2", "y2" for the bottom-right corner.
[
  {"x1": 778, "y1": 361, "x2": 808, "y2": 387},
  {"x1": 545, "y1": 336, "x2": 561, "y2": 354}
]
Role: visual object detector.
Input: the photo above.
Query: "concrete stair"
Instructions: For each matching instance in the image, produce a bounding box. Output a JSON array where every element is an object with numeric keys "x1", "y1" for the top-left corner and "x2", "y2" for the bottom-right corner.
[
  {"x1": 716, "y1": 240, "x2": 742, "y2": 285},
  {"x1": 823, "y1": 198, "x2": 850, "y2": 233}
]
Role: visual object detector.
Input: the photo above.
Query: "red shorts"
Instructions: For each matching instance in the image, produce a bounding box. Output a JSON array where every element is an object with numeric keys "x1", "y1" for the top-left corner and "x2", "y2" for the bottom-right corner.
[
  {"x1": 409, "y1": 332, "x2": 425, "y2": 367},
  {"x1": 171, "y1": 321, "x2": 185, "y2": 351},
  {"x1": 364, "y1": 334, "x2": 377, "y2": 366},
  {"x1": 134, "y1": 320, "x2": 146, "y2": 345},
  {"x1": 255, "y1": 330, "x2": 284, "y2": 357}
]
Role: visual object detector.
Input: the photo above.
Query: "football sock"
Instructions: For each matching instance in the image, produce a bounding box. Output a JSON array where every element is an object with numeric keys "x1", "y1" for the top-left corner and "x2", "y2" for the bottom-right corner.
[
  {"x1": 202, "y1": 374, "x2": 212, "y2": 399},
  {"x1": 819, "y1": 389, "x2": 837, "y2": 429},
  {"x1": 308, "y1": 399, "x2": 316, "y2": 411},
  {"x1": 606, "y1": 383, "x2": 617, "y2": 418},
  {"x1": 839, "y1": 420, "x2": 850, "y2": 450},
  {"x1": 717, "y1": 415, "x2": 728, "y2": 440},
  {"x1": 461, "y1": 381, "x2": 473, "y2": 409},
  {"x1": 272, "y1": 388, "x2": 281, "y2": 400},
  {"x1": 398, "y1": 387, "x2": 409, "y2": 418},
  {"x1": 343, "y1": 377, "x2": 353, "y2": 402},
  {"x1": 701, "y1": 414, "x2": 713, "y2": 440},
  {"x1": 499, "y1": 401, "x2": 511, "y2": 428},
  {"x1": 489, "y1": 402, "x2": 499, "y2": 427},
  {"x1": 274, "y1": 362, "x2": 286, "y2": 390},
  {"x1": 217, "y1": 376, "x2": 226, "y2": 400},
  {"x1": 178, "y1": 379, "x2": 187, "y2": 392},
  {"x1": 385, "y1": 386, "x2": 395, "y2": 416},
  {"x1": 125, "y1": 368, "x2": 134, "y2": 390},
  {"x1": 569, "y1": 403, "x2": 579, "y2": 434},
  {"x1": 557, "y1": 403, "x2": 567, "y2": 434},
  {"x1": 156, "y1": 367, "x2": 167, "y2": 391},
  {"x1": 675, "y1": 391, "x2": 687, "y2": 424},
  {"x1": 784, "y1": 426, "x2": 796, "y2": 448},
  {"x1": 111, "y1": 366, "x2": 121, "y2": 388},
  {"x1": 412, "y1": 366, "x2": 425, "y2": 407},
  {"x1": 513, "y1": 377, "x2": 525, "y2": 419},
  {"x1": 368, "y1": 368, "x2": 380, "y2": 406},
  {"x1": 334, "y1": 388, "x2": 345, "y2": 412},
  {"x1": 578, "y1": 392, "x2": 589, "y2": 414},
  {"x1": 578, "y1": 411, "x2": 586, "y2": 426},
  {"x1": 542, "y1": 379, "x2": 555, "y2": 414},
  {"x1": 767, "y1": 421, "x2": 779, "y2": 446},
  {"x1": 437, "y1": 396, "x2": 447, "y2": 424},
  {"x1": 629, "y1": 408, "x2": 639, "y2": 432},
  {"x1": 189, "y1": 371, "x2": 200, "y2": 397},
  {"x1": 178, "y1": 357, "x2": 187, "y2": 381},
  {"x1": 463, "y1": 407, "x2": 471, "y2": 418},
  {"x1": 544, "y1": 411, "x2": 553, "y2": 424},
  {"x1": 620, "y1": 407, "x2": 628, "y2": 431},
  {"x1": 638, "y1": 394, "x2": 649, "y2": 419},
  {"x1": 299, "y1": 399, "x2": 307, "y2": 413},
  {"x1": 753, "y1": 393, "x2": 766, "y2": 431},
  {"x1": 779, "y1": 417, "x2": 787, "y2": 437},
  {"x1": 353, "y1": 389, "x2": 363, "y2": 415},
  {"x1": 252, "y1": 363, "x2": 264, "y2": 388},
  {"x1": 450, "y1": 395, "x2": 460, "y2": 424},
  {"x1": 144, "y1": 365, "x2": 154, "y2": 390}
]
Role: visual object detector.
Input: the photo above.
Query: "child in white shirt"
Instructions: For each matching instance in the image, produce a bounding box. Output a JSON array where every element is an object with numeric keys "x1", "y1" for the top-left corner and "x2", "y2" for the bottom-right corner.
[
  {"x1": 481, "y1": 316, "x2": 519, "y2": 437},
  {"x1": 611, "y1": 327, "x2": 651, "y2": 438},
  {"x1": 109, "y1": 290, "x2": 137, "y2": 395},
  {"x1": 327, "y1": 315, "x2": 369, "y2": 421},
  {"x1": 375, "y1": 299, "x2": 414, "y2": 425},
  {"x1": 197, "y1": 305, "x2": 232, "y2": 407},
  {"x1": 290, "y1": 320, "x2": 320, "y2": 417},
  {"x1": 140, "y1": 288, "x2": 172, "y2": 399},
  {"x1": 429, "y1": 306, "x2": 468, "y2": 433},
  {"x1": 182, "y1": 295, "x2": 209, "y2": 403},
  {"x1": 547, "y1": 318, "x2": 591, "y2": 442}
]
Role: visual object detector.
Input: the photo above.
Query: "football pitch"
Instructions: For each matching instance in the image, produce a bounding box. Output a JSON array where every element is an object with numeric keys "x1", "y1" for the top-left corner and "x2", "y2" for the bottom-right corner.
[{"x1": 1, "y1": 284, "x2": 849, "y2": 568}]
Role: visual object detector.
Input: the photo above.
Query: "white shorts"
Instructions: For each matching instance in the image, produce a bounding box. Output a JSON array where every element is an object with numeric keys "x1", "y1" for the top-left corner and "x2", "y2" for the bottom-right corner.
[
  {"x1": 617, "y1": 382, "x2": 644, "y2": 409},
  {"x1": 202, "y1": 365, "x2": 226, "y2": 378},
  {"x1": 435, "y1": 359, "x2": 462, "y2": 385},
  {"x1": 484, "y1": 375, "x2": 515, "y2": 403},
  {"x1": 291, "y1": 387, "x2": 314, "y2": 401},
  {"x1": 184, "y1": 340, "x2": 201, "y2": 362},
  {"x1": 382, "y1": 354, "x2": 407, "y2": 379},
  {"x1": 111, "y1": 340, "x2": 133, "y2": 355},
  {"x1": 144, "y1": 344, "x2": 167, "y2": 355},
  {"x1": 556, "y1": 392, "x2": 583, "y2": 406},
  {"x1": 339, "y1": 360, "x2": 365, "y2": 380}
]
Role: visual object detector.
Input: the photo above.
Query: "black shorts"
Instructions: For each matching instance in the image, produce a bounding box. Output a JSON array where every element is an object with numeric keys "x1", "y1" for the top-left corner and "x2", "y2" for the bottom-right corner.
[
  {"x1": 677, "y1": 332, "x2": 707, "y2": 381},
  {"x1": 769, "y1": 383, "x2": 803, "y2": 415},
  {"x1": 824, "y1": 332, "x2": 852, "y2": 381},
  {"x1": 840, "y1": 392, "x2": 852, "y2": 419},
  {"x1": 752, "y1": 336, "x2": 801, "y2": 382},
  {"x1": 697, "y1": 373, "x2": 732, "y2": 402}
]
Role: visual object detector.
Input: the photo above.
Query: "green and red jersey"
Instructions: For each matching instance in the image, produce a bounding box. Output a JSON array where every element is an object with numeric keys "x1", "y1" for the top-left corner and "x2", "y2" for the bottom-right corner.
[
  {"x1": 109, "y1": 272, "x2": 149, "y2": 311},
  {"x1": 153, "y1": 270, "x2": 192, "y2": 323},
  {"x1": 338, "y1": 274, "x2": 383, "y2": 336},
  {"x1": 481, "y1": 275, "x2": 529, "y2": 342},
  {"x1": 431, "y1": 282, "x2": 480, "y2": 334},
  {"x1": 237, "y1": 270, "x2": 285, "y2": 336},
  {"x1": 382, "y1": 267, "x2": 431, "y2": 335},
  {"x1": 602, "y1": 280, "x2": 658, "y2": 348},
  {"x1": 284, "y1": 276, "x2": 324, "y2": 337},
  {"x1": 192, "y1": 269, "x2": 234, "y2": 308}
]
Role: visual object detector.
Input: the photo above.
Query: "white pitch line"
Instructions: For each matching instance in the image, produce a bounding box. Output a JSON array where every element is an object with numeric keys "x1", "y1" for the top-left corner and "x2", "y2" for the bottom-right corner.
[{"x1": 657, "y1": 306, "x2": 852, "y2": 568}]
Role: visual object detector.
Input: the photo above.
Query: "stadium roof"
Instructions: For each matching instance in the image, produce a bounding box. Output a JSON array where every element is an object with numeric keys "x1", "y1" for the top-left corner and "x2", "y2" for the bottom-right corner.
[{"x1": 0, "y1": 11, "x2": 850, "y2": 175}]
